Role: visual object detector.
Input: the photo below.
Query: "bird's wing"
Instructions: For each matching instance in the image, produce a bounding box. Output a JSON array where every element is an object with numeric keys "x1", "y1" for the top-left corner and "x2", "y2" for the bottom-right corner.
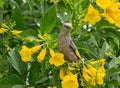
[
  {"x1": 69, "y1": 40, "x2": 81, "y2": 59},
  {"x1": 69, "y1": 39, "x2": 77, "y2": 51}
]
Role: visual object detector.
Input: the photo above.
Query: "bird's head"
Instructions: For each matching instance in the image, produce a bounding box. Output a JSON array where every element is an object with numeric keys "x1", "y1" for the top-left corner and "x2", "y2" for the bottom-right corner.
[{"x1": 62, "y1": 23, "x2": 72, "y2": 34}]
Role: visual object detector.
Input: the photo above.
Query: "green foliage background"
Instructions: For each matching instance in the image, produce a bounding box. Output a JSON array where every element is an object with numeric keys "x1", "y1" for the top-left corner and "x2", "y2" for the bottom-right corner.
[{"x1": 0, "y1": 0, "x2": 120, "y2": 88}]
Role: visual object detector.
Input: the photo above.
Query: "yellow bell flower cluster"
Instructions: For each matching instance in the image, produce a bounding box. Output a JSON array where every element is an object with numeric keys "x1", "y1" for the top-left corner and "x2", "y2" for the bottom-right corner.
[
  {"x1": 0, "y1": 23, "x2": 23, "y2": 36},
  {"x1": 82, "y1": 59, "x2": 105, "y2": 86},
  {"x1": 84, "y1": 0, "x2": 120, "y2": 27},
  {"x1": 59, "y1": 69, "x2": 79, "y2": 88},
  {"x1": 0, "y1": 23, "x2": 8, "y2": 34},
  {"x1": 19, "y1": 45, "x2": 43, "y2": 62},
  {"x1": 19, "y1": 46, "x2": 65, "y2": 67}
]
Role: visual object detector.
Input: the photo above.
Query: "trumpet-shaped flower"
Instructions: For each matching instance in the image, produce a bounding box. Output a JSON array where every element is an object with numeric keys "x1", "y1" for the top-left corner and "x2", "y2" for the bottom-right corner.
[
  {"x1": 96, "y1": 0, "x2": 111, "y2": 9},
  {"x1": 59, "y1": 69, "x2": 73, "y2": 80},
  {"x1": 49, "y1": 49, "x2": 64, "y2": 66},
  {"x1": 97, "y1": 0, "x2": 120, "y2": 27},
  {"x1": 0, "y1": 28, "x2": 6, "y2": 34},
  {"x1": 82, "y1": 59, "x2": 105, "y2": 86},
  {"x1": 97, "y1": 66, "x2": 105, "y2": 85},
  {"x1": 82, "y1": 65, "x2": 96, "y2": 85},
  {"x1": 61, "y1": 74, "x2": 79, "y2": 88},
  {"x1": 84, "y1": 4, "x2": 101, "y2": 24},
  {"x1": 24, "y1": 38, "x2": 33, "y2": 42},
  {"x1": 37, "y1": 48, "x2": 46, "y2": 62},
  {"x1": 12, "y1": 30, "x2": 22, "y2": 36},
  {"x1": 30, "y1": 45, "x2": 42, "y2": 54},
  {"x1": 19, "y1": 46, "x2": 31, "y2": 62}
]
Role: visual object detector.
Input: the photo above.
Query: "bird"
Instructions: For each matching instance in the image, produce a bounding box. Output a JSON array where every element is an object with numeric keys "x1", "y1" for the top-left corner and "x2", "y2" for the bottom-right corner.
[{"x1": 58, "y1": 23, "x2": 80, "y2": 62}]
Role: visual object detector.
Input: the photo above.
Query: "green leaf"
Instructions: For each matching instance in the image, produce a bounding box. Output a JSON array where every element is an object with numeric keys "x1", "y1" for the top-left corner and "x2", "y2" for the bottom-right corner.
[
  {"x1": 7, "y1": 49, "x2": 28, "y2": 75},
  {"x1": 27, "y1": 0, "x2": 34, "y2": 11},
  {"x1": 14, "y1": 0, "x2": 23, "y2": 6},
  {"x1": 0, "y1": 0, "x2": 2, "y2": 7},
  {"x1": 99, "y1": 41, "x2": 109, "y2": 57},
  {"x1": 20, "y1": 29, "x2": 38, "y2": 38},
  {"x1": 29, "y1": 61, "x2": 41, "y2": 85},
  {"x1": 0, "y1": 74, "x2": 24, "y2": 88},
  {"x1": 12, "y1": 7, "x2": 24, "y2": 30},
  {"x1": 105, "y1": 68, "x2": 120, "y2": 82},
  {"x1": 109, "y1": 54, "x2": 120, "y2": 64},
  {"x1": 106, "y1": 80, "x2": 120, "y2": 86},
  {"x1": 40, "y1": 5, "x2": 57, "y2": 35},
  {"x1": 35, "y1": 74, "x2": 48, "y2": 84},
  {"x1": 108, "y1": 59, "x2": 118, "y2": 69},
  {"x1": 0, "y1": 7, "x2": 3, "y2": 25}
]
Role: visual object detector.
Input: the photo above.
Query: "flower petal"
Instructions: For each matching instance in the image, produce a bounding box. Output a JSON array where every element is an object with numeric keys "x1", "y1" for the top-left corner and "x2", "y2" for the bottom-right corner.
[
  {"x1": 37, "y1": 48, "x2": 46, "y2": 62},
  {"x1": 19, "y1": 46, "x2": 31, "y2": 62}
]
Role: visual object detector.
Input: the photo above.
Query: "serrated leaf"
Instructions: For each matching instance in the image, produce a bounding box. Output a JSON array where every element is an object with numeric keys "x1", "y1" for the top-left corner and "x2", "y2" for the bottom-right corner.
[
  {"x1": 7, "y1": 49, "x2": 28, "y2": 75},
  {"x1": 40, "y1": 5, "x2": 56, "y2": 35},
  {"x1": 0, "y1": 74, "x2": 24, "y2": 88}
]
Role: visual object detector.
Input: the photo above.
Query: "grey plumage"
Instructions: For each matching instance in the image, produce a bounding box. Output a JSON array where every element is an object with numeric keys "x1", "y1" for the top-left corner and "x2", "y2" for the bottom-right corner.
[{"x1": 58, "y1": 23, "x2": 79, "y2": 62}]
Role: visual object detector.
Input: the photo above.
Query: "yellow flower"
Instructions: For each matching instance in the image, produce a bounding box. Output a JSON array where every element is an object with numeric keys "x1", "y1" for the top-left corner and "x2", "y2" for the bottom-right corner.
[
  {"x1": 47, "y1": 86, "x2": 56, "y2": 88},
  {"x1": 0, "y1": 28, "x2": 6, "y2": 34},
  {"x1": 87, "y1": 65, "x2": 96, "y2": 78},
  {"x1": 68, "y1": 66, "x2": 76, "y2": 71},
  {"x1": 101, "y1": 12, "x2": 115, "y2": 24},
  {"x1": 49, "y1": 49, "x2": 64, "y2": 66},
  {"x1": 82, "y1": 66, "x2": 92, "y2": 82},
  {"x1": 36, "y1": 39, "x2": 43, "y2": 42},
  {"x1": 100, "y1": 1, "x2": 120, "y2": 27},
  {"x1": 90, "y1": 59, "x2": 105, "y2": 65},
  {"x1": 50, "y1": 0, "x2": 59, "y2": 3},
  {"x1": 96, "y1": 0, "x2": 111, "y2": 9},
  {"x1": 12, "y1": 30, "x2": 22, "y2": 36},
  {"x1": 82, "y1": 59, "x2": 105, "y2": 86},
  {"x1": 30, "y1": 45, "x2": 42, "y2": 54},
  {"x1": 24, "y1": 38, "x2": 33, "y2": 42},
  {"x1": 84, "y1": 4, "x2": 101, "y2": 24},
  {"x1": 2, "y1": 23, "x2": 8, "y2": 28},
  {"x1": 37, "y1": 48, "x2": 46, "y2": 62},
  {"x1": 61, "y1": 74, "x2": 79, "y2": 88},
  {"x1": 59, "y1": 69, "x2": 73, "y2": 80},
  {"x1": 38, "y1": 34, "x2": 44, "y2": 40},
  {"x1": 19, "y1": 46, "x2": 32, "y2": 62},
  {"x1": 59, "y1": 69, "x2": 65, "y2": 80},
  {"x1": 97, "y1": 65, "x2": 105, "y2": 85}
]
